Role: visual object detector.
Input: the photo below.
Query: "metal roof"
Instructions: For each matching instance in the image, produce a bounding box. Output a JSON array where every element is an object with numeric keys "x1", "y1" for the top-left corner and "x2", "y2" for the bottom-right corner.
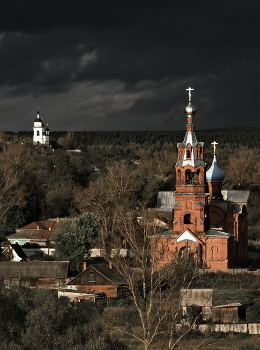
[
  {"x1": 7, "y1": 229, "x2": 52, "y2": 240},
  {"x1": 0, "y1": 261, "x2": 69, "y2": 278},
  {"x1": 18, "y1": 220, "x2": 58, "y2": 231},
  {"x1": 209, "y1": 200, "x2": 228, "y2": 212},
  {"x1": 221, "y1": 190, "x2": 249, "y2": 204},
  {"x1": 157, "y1": 191, "x2": 175, "y2": 209},
  {"x1": 206, "y1": 226, "x2": 233, "y2": 237}
]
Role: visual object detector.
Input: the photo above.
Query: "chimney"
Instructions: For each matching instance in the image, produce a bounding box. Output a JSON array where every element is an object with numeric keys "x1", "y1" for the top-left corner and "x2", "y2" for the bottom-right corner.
[{"x1": 82, "y1": 261, "x2": 87, "y2": 270}]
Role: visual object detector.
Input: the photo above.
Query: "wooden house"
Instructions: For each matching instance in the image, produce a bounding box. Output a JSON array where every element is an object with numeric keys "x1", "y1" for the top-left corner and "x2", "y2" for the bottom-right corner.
[
  {"x1": 67, "y1": 263, "x2": 127, "y2": 298},
  {"x1": 0, "y1": 261, "x2": 69, "y2": 289}
]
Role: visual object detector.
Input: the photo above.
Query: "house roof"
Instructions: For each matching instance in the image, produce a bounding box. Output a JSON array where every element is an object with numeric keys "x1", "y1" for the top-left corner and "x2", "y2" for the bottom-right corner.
[
  {"x1": 7, "y1": 220, "x2": 59, "y2": 241},
  {"x1": 18, "y1": 220, "x2": 58, "y2": 231},
  {"x1": 0, "y1": 261, "x2": 69, "y2": 278},
  {"x1": 68, "y1": 263, "x2": 125, "y2": 285},
  {"x1": 7, "y1": 229, "x2": 52, "y2": 240}
]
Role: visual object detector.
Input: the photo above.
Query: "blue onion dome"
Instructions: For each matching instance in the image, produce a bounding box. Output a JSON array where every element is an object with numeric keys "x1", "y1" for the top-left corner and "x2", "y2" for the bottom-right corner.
[
  {"x1": 206, "y1": 155, "x2": 225, "y2": 183},
  {"x1": 184, "y1": 102, "x2": 196, "y2": 116}
]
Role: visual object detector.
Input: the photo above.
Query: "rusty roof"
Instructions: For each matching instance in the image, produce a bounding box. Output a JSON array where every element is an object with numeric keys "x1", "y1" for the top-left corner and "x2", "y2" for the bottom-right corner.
[
  {"x1": 0, "y1": 261, "x2": 69, "y2": 278},
  {"x1": 7, "y1": 229, "x2": 52, "y2": 240},
  {"x1": 7, "y1": 220, "x2": 59, "y2": 240},
  {"x1": 18, "y1": 220, "x2": 58, "y2": 231}
]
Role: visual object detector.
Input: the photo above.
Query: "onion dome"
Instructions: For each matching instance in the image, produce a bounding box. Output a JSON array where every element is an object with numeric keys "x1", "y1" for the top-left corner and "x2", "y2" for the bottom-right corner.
[
  {"x1": 184, "y1": 102, "x2": 196, "y2": 116},
  {"x1": 206, "y1": 155, "x2": 225, "y2": 183}
]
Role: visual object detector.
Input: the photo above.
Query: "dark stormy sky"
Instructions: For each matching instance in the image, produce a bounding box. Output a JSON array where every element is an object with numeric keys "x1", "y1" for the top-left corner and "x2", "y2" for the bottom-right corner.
[{"x1": 0, "y1": 0, "x2": 260, "y2": 132}]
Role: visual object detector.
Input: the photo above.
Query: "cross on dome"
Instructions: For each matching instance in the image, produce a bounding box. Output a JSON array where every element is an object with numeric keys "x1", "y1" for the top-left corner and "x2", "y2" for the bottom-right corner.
[
  {"x1": 211, "y1": 141, "x2": 218, "y2": 154},
  {"x1": 186, "y1": 87, "x2": 194, "y2": 102}
]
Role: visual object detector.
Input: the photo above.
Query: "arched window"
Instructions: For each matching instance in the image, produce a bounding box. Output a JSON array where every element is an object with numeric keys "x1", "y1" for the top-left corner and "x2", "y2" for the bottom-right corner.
[
  {"x1": 177, "y1": 169, "x2": 181, "y2": 183},
  {"x1": 184, "y1": 214, "x2": 192, "y2": 224},
  {"x1": 186, "y1": 150, "x2": 191, "y2": 159},
  {"x1": 196, "y1": 150, "x2": 199, "y2": 159},
  {"x1": 185, "y1": 169, "x2": 192, "y2": 184},
  {"x1": 37, "y1": 131, "x2": 40, "y2": 136}
]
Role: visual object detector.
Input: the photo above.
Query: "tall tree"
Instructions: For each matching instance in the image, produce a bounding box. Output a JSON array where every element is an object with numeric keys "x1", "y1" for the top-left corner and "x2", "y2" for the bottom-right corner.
[{"x1": 52, "y1": 213, "x2": 99, "y2": 271}]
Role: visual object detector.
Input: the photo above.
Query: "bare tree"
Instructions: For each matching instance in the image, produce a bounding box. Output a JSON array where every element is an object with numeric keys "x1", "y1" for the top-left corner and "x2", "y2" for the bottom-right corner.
[
  {"x1": 74, "y1": 160, "x2": 140, "y2": 248},
  {"x1": 0, "y1": 144, "x2": 35, "y2": 221},
  {"x1": 104, "y1": 207, "x2": 198, "y2": 350}
]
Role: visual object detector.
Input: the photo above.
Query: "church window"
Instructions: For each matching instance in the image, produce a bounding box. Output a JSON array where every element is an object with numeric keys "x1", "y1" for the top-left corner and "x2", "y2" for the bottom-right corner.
[
  {"x1": 196, "y1": 150, "x2": 199, "y2": 159},
  {"x1": 37, "y1": 131, "x2": 40, "y2": 136},
  {"x1": 185, "y1": 169, "x2": 192, "y2": 184},
  {"x1": 186, "y1": 150, "x2": 191, "y2": 159},
  {"x1": 177, "y1": 169, "x2": 181, "y2": 183},
  {"x1": 184, "y1": 214, "x2": 192, "y2": 224}
]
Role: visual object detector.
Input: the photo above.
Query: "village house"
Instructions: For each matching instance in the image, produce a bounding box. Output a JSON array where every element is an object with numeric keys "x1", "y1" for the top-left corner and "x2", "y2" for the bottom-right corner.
[
  {"x1": 64, "y1": 263, "x2": 127, "y2": 298},
  {"x1": 6, "y1": 218, "x2": 60, "y2": 247}
]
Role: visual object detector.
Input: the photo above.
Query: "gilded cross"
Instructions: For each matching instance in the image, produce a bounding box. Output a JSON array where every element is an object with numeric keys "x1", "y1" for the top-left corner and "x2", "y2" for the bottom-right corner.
[
  {"x1": 211, "y1": 141, "x2": 218, "y2": 154},
  {"x1": 186, "y1": 87, "x2": 194, "y2": 102}
]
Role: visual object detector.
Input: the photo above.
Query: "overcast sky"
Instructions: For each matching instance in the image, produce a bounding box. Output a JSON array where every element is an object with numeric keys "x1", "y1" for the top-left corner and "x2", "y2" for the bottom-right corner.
[{"x1": 0, "y1": 0, "x2": 259, "y2": 132}]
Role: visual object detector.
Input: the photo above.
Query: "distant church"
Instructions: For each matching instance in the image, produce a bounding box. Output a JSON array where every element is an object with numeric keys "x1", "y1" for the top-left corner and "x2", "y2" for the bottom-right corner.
[
  {"x1": 33, "y1": 108, "x2": 51, "y2": 147},
  {"x1": 156, "y1": 88, "x2": 249, "y2": 270}
]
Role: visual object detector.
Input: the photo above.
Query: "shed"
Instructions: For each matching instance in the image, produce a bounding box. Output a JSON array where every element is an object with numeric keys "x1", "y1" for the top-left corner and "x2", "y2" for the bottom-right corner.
[{"x1": 212, "y1": 303, "x2": 241, "y2": 323}]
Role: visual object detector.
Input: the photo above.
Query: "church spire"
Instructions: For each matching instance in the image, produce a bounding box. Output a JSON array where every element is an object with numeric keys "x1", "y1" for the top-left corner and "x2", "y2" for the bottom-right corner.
[{"x1": 184, "y1": 87, "x2": 196, "y2": 132}]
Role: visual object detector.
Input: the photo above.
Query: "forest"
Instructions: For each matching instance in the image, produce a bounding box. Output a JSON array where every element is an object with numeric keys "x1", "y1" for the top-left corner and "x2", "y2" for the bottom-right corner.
[{"x1": 1, "y1": 127, "x2": 260, "y2": 240}]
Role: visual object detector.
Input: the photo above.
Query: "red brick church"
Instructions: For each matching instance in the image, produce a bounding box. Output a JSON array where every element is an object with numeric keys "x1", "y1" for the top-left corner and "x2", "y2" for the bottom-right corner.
[{"x1": 156, "y1": 88, "x2": 248, "y2": 269}]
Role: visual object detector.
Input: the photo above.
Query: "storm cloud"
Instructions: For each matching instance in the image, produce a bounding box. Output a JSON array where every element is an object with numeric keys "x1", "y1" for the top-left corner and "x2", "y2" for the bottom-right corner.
[{"x1": 0, "y1": 0, "x2": 259, "y2": 131}]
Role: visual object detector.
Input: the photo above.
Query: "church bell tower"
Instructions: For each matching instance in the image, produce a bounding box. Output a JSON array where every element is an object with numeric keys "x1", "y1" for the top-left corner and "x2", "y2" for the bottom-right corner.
[{"x1": 173, "y1": 88, "x2": 209, "y2": 233}]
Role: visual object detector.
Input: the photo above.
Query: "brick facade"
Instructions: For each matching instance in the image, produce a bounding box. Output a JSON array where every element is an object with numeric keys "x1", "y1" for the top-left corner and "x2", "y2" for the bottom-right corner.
[{"x1": 156, "y1": 89, "x2": 248, "y2": 270}]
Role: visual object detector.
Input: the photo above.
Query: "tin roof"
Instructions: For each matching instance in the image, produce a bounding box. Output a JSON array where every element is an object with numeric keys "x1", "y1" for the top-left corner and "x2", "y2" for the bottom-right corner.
[
  {"x1": 7, "y1": 220, "x2": 59, "y2": 241},
  {"x1": 18, "y1": 220, "x2": 58, "y2": 231},
  {"x1": 0, "y1": 261, "x2": 69, "y2": 278},
  {"x1": 221, "y1": 190, "x2": 249, "y2": 204},
  {"x1": 7, "y1": 229, "x2": 52, "y2": 240},
  {"x1": 206, "y1": 226, "x2": 233, "y2": 237}
]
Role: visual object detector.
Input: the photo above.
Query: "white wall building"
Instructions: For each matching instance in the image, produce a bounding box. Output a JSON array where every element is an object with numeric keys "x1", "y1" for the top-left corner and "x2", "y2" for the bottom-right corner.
[{"x1": 33, "y1": 108, "x2": 50, "y2": 147}]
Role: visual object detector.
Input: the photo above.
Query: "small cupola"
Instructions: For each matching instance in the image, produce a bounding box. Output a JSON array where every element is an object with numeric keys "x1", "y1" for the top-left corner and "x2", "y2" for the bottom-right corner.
[
  {"x1": 206, "y1": 142, "x2": 225, "y2": 183},
  {"x1": 206, "y1": 141, "x2": 225, "y2": 199}
]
